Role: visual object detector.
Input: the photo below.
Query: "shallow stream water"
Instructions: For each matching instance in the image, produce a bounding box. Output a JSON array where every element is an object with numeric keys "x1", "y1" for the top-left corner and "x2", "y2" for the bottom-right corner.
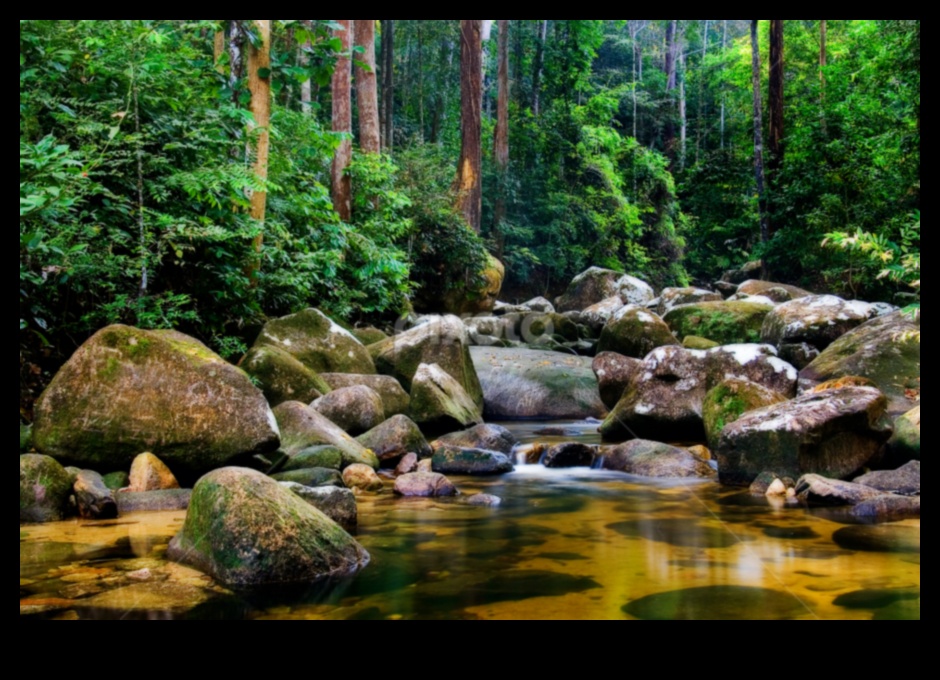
[{"x1": 20, "y1": 422, "x2": 920, "y2": 620}]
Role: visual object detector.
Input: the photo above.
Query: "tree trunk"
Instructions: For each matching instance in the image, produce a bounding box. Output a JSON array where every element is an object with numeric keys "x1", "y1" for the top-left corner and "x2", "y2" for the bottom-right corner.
[
  {"x1": 213, "y1": 26, "x2": 225, "y2": 73},
  {"x1": 382, "y1": 20, "x2": 394, "y2": 151},
  {"x1": 750, "y1": 20, "x2": 770, "y2": 255},
  {"x1": 532, "y1": 20, "x2": 548, "y2": 115},
  {"x1": 720, "y1": 19, "x2": 727, "y2": 149},
  {"x1": 355, "y1": 19, "x2": 380, "y2": 153},
  {"x1": 454, "y1": 19, "x2": 483, "y2": 233},
  {"x1": 819, "y1": 19, "x2": 826, "y2": 97},
  {"x1": 696, "y1": 19, "x2": 708, "y2": 164},
  {"x1": 299, "y1": 20, "x2": 312, "y2": 114},
  {"x1": 494, "y1": 19, "x2": 510, "y2": 257},
  {"x1": 247, "y1": 20, "x2": 271, "y2": 281},
  {"x1": 679, "y1": 51, "x2": 687, "y2": 170},
  {"x1": 331, "y1": 19, "x2": 354, "y2": 222},
  {"x1": 768, "y1": 19, "x2": 784, "y2": 197},
  {"x1": 664, "y1": 20, "x2": 679, "y2": 163}
]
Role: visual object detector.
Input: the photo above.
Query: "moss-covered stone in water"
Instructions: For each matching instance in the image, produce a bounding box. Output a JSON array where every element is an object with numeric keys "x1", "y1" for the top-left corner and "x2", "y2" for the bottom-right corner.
[
  {"x1": 102, "y1": 471, "x2": 130, "y2": 491},
  {"x1": 664, "y1": 300, "x2": 773, "y2": 346},
  {"x1": 20, "y1": 454, "x2": 73, "y2": 523},
  {"x1": 168, "y1": 467, "x2": 369, "y2": 587},
  {"x1": 240, "y1": 345, "x2": 331, "y2": 407},
  {"x1": 597, "y1": 306, "x2": 678, "y2": 358},
  {"x1": 702, "y1": 379, "x2": 786, "y2": 450}
]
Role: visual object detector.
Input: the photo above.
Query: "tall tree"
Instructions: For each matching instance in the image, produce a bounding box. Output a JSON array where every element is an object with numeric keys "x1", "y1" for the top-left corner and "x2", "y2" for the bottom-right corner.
[
  {"x1": 532, "y1": 20, "x2": 548, "y2": 115},
  {"x1": 750, "y1": 20, "x2": 770, "y2": 255},
  {"x1": 247, "y1": 19, "x2": 271, "y2": 279},
  {"x1": 380, "y1": 19, "x2": 394, "y2": 150},
  {"x1": 819, "y1": 19, "x2": 826, "y2": 98},
  {"x1": 331, "y1": 19, "x2": 353, "y2": 221},
  {"x1": 355, "y1": 19, "x2": 380, "y2": 153},
  {"x1": 493, "y1": 19, "x2": 509, "y2": 256},
  {"x1": 663, "y1": 20, "x2": 679, "y2": 162},
  {"x1": 768, "y1": 18, "x2": 784, "y2": 204},
  {"x1": 454, "y1": 19, "x2": 483, "y2": 233}
]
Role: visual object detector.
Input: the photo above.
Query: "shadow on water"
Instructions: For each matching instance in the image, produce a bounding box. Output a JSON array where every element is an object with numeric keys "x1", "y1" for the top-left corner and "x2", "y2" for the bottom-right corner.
[{"x1": 622, "y1": 585, "x2": 809, "y2": 620}]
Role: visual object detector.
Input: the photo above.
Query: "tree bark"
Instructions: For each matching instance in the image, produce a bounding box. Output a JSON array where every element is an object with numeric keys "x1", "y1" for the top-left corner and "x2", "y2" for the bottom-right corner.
[
  {"x1": 696, "y1": 19, "x2": 708, "y2": 164},
  {"x1": 355, "y1": 19, "x2": 380, "y2": 153},
  {"x1": 247, "y1": 20, "x2": 272, "y2": 280},
  {"x1": 213, "y1": 27, "x2": 225, "y2": 73},
  {"x1": 454, "y1": 19, "x2": 483, "y2": 233},
  {"x1": 664, "y1": 20, "x2": 679, "y2": 163},
  {"x1": 819, "y1": 19, "x2": 826, "y2": 96},
  {"x1": 720, "y1": 19, "x2": 727, "y2": 148},
  {"x1": 331, "y1": 20, "x2": 354, "y2": 222},
  {"x1": 381, "y1": 20, "x2": 394, "y2": 151},
  {"x1": 494, "y1": 19, "x2": 510, "y2": 257},
  {"x1": 300, "y1": 20, "x2": 312, "y2": 114},
  {"x1": 532, "y1": 20, "x2": 548, "y2": 115},
  {"x1": 679, "y1": 51, "x2": 687, "y2": 170},
  {"x1": 768, "y1": 19, "x2": 784, "y2": 191},
  {"x1": 750, "y1": 20, "x2": 770, "y2": 254}
]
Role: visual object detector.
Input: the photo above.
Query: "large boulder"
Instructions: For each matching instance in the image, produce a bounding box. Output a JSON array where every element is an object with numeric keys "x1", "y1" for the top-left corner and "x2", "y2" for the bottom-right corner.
[
  {"x1": 432, "y1": 446, "x2": 514, "y2": 475},
  {"x1": 657, "y1": 287, "x2": 723, "y2": 315},
  {"x1": 32, "y1": 325, "x2": 280, "y2": 479},
  {"x1": 311, "y1": 385, "x2": 386, "y2": 435},
  {"x1": 370, "y1": 315, "x2": 483, "y2": 408},
  {"x1": 357, "y1": 414, "x2": 432, "y2": 467},
  {"x1": 168, "y1": 467, "x2": 369, "y2": 587},
  {"x1": 116, "y1": 489, "x2": 191, "y2": 513},
  {"x1": 254, "y1": 308, "x2": 375, "y2": 375},
  {"x1": 319, "y1": 373, "x2": 410, "y2": 417},
  {"x1": 576, "y1": 296, "x2": 626, "y2": 333},
  {"x1": 704, "y1": 344, "x2": 798, "y2": 397},
  {"x1": 556, "y1": 267, "x2": 626, "y2": 312},
  {"x1": 279, "y1": 483, "x2": 357, "y2": 531},
  {"x1": 794, "y1": 474, "x2": 887, "y2": 505},
  {"x1": 272, "y1": 401, "x2": 378, "y2": 469},
  {"x1": 271, "y1": 467, "x2": 344, "y2": 488},
  {"x1": 434, "y1": 423, "x2": 517, "y2": 455},
  {"x1": 280, "y1": 446, "x2": 344, "y2": 471},
  {"x1": 761, "y1": 295, "x2": 878, "y2": 356},
  {"x1": 408, "y1": 363, "x2": 483, "y2": 433},
  {"x1": 736, "y1": 279, "x2": 812, "y2": 300},
  {"x1": 885, "y1": 405, "x2": 920, "y2": 465},
  {"x1": 20, "y1": 454, "x2": 73, "y2": 523},
  {"x1": 615, "y1": 274, "x2": 656, "y2": 307},
  {"x1": 716, "y1": 386, "x2": 893, "y2": 486},
  {"x1": 393, "y1": 472, "x2": 458, "y2": 497},
  {"x1": 598, "y1": 306, "x2": 678, "y2": 358},
  {"x1": 592, "y1": 352, "x2": 643, "y2": 410},
  {"x1": 702, "y1": 379, "x2": 788, "y2": 451},
  {"x1": 800, "y1": 309, "x2": 920, "y2": 417},
  {"x1": 601, "y1": 440, "x2": 716, "y2": 478},
  {"x1": 664, "y1": 300, "x2": 774, "y2": 345},
  {"x1": 471, "y1": 346, "x2": 607, "y2": 420},
  {"x1": 853, "y1": 460, "x2": 920, "y2": 496},
  {"x1": 239, "y1": 344, "x2": 331, "y2": 407}
]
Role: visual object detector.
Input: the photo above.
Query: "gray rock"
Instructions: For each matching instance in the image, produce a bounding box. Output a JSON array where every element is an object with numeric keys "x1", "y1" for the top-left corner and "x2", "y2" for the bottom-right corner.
[
  {"x1": 239, "y1": 344, "x2": 330, "y2": 407},
  {"x1": 719, "y1": 262, "x2": 763, "y2": 285},
  {"x1": 394, "y1": 452, "x2": 419, "y2": 476},
  {"x1": 357, "y1": 414, "x2": 432, "y2": 466},
  {"x1": 432, "y1": 446, "x2": 514, "y2": 475},
  {"x1": 851, "y1": 495, "x2": 920, "y2": 521},
  {"x1": 271, "y1": 468, "x2": 344, "y2": 488},
  {"x1": 73, "y1": 470, "x2": 117, "y2": 519},
  {"x1": 471, "y1": 346, "x2": 607, "y2": 420},
  {"x1": 542, "y1": 442, "x2": 596, "y2": 468},
  {"x1": 32, "y1": 325, "x2": 280, "y2": 480},
  {"x1": 795, "y1": 474, "x2": 887, "y2": 505},
  {"x1": 342, "y1": 464, "x2": 384, "y2": 492},
  {"x1": 408, "y1": 363, "x2": 483, "y2": 433},
  {"x1": 853, "y1": 460, "x2": 920, "y2": 496},
  {"x1": 116, "y1": 489, "x2": 192, "y2": 513},
  {"x1": 556, "y1": 267, "x2": 628, "y2": 312},
  {"x1": 800, "y1": 309, "x2": 920, "y2": 417},
  {"x1": 279, "y1": 483, "x2": 357, "y2": 530},
  {"x1": 602, "y1": 439, "x2": 716, "y2": 478},
  {"x1": 761, "y1": 295, "x2": 877, "y2": 353},
  {"x1": 598, "y1": 305, "x2": 678, "y2": 358},
  {"x1": 736, "y1": 279, "x2": 812, "y2": 299},
  {"x1": 717, "y1": 386, "x2": 892, "y2": 486},
  {"x1": 592, "y1": 352, "x2": 643, "y2": 410},
  {"x1": 579, "y1": 296, "x2": 629, "y2": 332},
  {"x1": 281, "y1": 446, "x2": 344, "y2": 471},
  {"x1": 273, "y1": 401, "x2": 378, "y2": 469},
  {"x1": 885, "y1": 405, "x2": 920, "y2": 466},
  {"x1": 657, "y1": 287, "x2": 723, "y2": 315},
  {"x1": 467, "y1": 493, "x2": 502, "y2": 506},
  {"x1": 168, "y1": 467, "x2": 369, "y2": 587},
  {"x1": 20, "y1": 454, "x2": 73, "y2": 523},
  {"x1": 311, "y1": 385, "x2": 385, "y2": 435},
  {"x1": 319, "y1": 373, "x2": 411, "y2": 417},
  {"x1": 393, "y1": 472, "x2": 458, "y2": 497},
  {"x1": 434, "y1": 423, "x2": 517, "y2": 455}
]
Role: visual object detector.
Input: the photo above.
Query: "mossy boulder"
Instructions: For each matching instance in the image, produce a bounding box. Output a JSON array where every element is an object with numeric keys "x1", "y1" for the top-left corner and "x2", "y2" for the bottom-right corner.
[
  {"x1": 578, "y1": 296, "x2": 628, "y2": 333},
  {"x1": 20, "y1": 422, "x2": 32, "y2": 452},
  {"x1": 601, "y1": 440, "x2": 716, "y2": 478},
  {"x1": 32, "y1": 325, "x2": 280, "y2": 480},
  {"x1": 279, "y1": 483, "x2": 357, "y2": 531},
  {"x1": 436, "y1": 253, "x2": 505, "y2": 316},
  {"x1": 253, "y1": 308, "x2": 376, "y2": 375},
  {"x1": 271, "y1": 467, "x2": 344, "y2": 488},
  {"x1": 704, "y1": 344, "x2": 798, "y2": 396},
  {"x1": 736, "y1": 279, "x2": 812, "y2": 300},
  {"x1": 556, "y1": 266, "x2": 626, "y2": 312},
  {"x1": 682, "y1": 335, "x2": 720, "y2": 350},
  {"x1": 716, "y1": 386, "x2": 893, "y2": 486},
  {"x1": 102, "y1": 471, "x2": 130, "y2": 491},
  {"x1": 352, "y1": 326, "x2": 388, "y2": 346},
  {"x1": 73, "y1": 469, "x2": 117, "y2": 519},
  {"x1": 592, "y1": 352, "x2": 643, "y2": 410},
  {"x1": 370, "y1": 315, "x2": 483, "y2": 408},
  {"x1": 272, "y1": 401, "x2": 378, "y2": 470},
  {"x1": 885, "y1": 405, "x2": 920, "y2": 465},
  {"x1": 311, "y1": 385, "x2": 386, "y2": 436},
  {"x1": 761, "y1": 295, "x2": 877, "y2": 353},
  {"x1": 470, "y1": 346, "x2": 607, "y2": 420},
  {"x1": 433, "y1": 423, "x2": 517, "y2": 455},
  {"x1": 319, "y1": 373, "x2": 410, "y2": 417},
  {"x1": 513, "y1": 312, "x2": 580, "y2": 343},
  {"x1": 357, "y1": 414, "x2": 432, "y2": 467},
  {"x1": 702, "y1": 379, "x2": 788, "y2": 451},
  {"x1": 657, "y1": 287, "x2": 723, "y2": 315},
  {"x1": 432, "y1": 446, "x2": 514, "y2": 475},
  {"x1": 239, "y1": 345, "x2": 331, "y2": 407},
  {"x1": 664, "y1": 300, "x2": 774, "y2": 345},
  {"x1": 21, "y1": 454, "x2": 74, "y2": 523},
  {"x1": 168, "y1": 467, "x2": 369, "y2": 587},
  {"x1": 408, "y1": 363, "x2": 483, "y2": 434},
  {"x1": 598, "y1": 306, "x2": 678, "y2": 358},
  {"x1": 800, "y1": 309, "x2": 920, "y2": 417},
  {"x1": 615, "y1": 274, "x2": 656, "y2": 306},
  {"x1": 394, "y1": 472, "x2": 458, "y2": 497},
  {"x1": 128, "y1": 452, "x2": 180, "y2": 492},
  {"x1": 281, "y1": 446, "x2": 344, "y2": 471}
]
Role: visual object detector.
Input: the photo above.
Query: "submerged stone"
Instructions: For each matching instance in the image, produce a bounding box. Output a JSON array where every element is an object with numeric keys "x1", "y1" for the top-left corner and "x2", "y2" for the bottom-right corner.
[
  {"x1": 832, "y1": 525, "x2": 920, "y2": 553},
  {"x1": 622, "y1": 585, "x2": 807, "y2": 620},
  {"x1": 393, "y1": 472, "x2": 458, "y2": 497},
  {"x1": 434, "y1": 423, "x2": 517, "y2": 455},
  {"x1": 602, "y1": 440, "x2": 716, "y2": 478},
  {"x1": 432, "y1": 446, "x2": 514, "y2": 476}
]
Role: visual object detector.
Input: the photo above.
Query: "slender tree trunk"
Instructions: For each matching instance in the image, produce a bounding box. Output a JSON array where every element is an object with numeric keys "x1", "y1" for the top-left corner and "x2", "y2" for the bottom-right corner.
[
  {"x1": 300, "y1": 20, "x2": 312, "y2": 114},
  {"x1": 819, "y1": 19, "x2": 826, "y2": 97},
  {"x1": 679, "y1": 51, "x2": 687, "y2": 170},
  {"x1": 213, "y1": 27, "x2": 225, "y2": 73},
  {"x1": 532, "y1": 20, "x2": 548, "y2": 115},
  {"x1": 134, "y1": 81, "x2": 147, "y2": 298},
  {"x1": 750, "y1": 20, "x2": 770, "y2": 257},
  {"x1": 482, "y1": 20, "x2": 493, "y2": 120},
  {"x1": 454, "y1": 19, "x2": 483, "y2": 233},
  {"x1": 696, "y1": 19, "x2": 708, "y2": 164},
  {"x1": 768, "y1": 18, "x2": 784, "y2": 200},
  {"x1": 355, "y1": 19, "x2": 380, "y2": 153},
  {"x1": 417, "y1": 22, "x2": 425, "y2": 140},
  {"x1": 720, "y1": 19, "x2": 727, "y2": 149},
  {"x1": 331, "y1": 19, "x2": 353, "y2": 222},
  {"x1": 382, "y1": 20, "x2": 394, "y2": 151},
  {"x1": 664, "y1": 20, "x2": 679, "y2": 163},
  {"x1": 247, "y1": 20, "x2": 271, "y2": 281},
  {"x1": 228, "y1": 21, "x2": 244, "y2": 99},
  {"x1": 494, "y1": 19, "x2": 510, "y2": 258}
]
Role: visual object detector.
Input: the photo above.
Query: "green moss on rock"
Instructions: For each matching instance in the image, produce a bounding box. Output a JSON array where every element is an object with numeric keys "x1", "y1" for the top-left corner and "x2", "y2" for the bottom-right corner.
[
  {"x1": 21, "y1": 454, "x2": 73, "y2": 523},
  {"x1": 664, "y1": 300, "x2": 773, "y2": 346}
]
